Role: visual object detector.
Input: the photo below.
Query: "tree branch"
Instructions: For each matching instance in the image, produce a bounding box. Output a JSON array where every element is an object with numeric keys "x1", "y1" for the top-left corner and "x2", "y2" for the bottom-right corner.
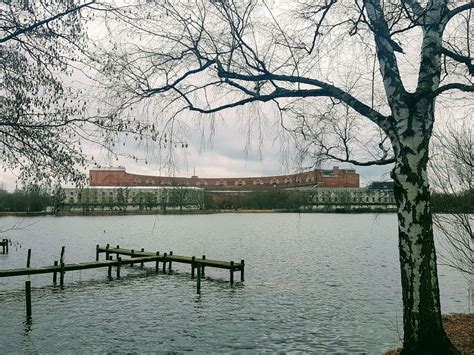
[
  {"x1": 430, "y1": 82, "x2": 474, "y2": 98},
  {"x1": 0, "y1": 1, "x2": 95, "y2": 43},
  {"x1": 447, "y1": 2, "x2": 474, "y2": 21},
  {"x1": 363, "y1": 0, "x2": 407, "y2": 107},
  {"x1": 216, "y1": 69, "x2": 392, "y2": 132},
  {"x1": 441, "y1": 47, "x2": 474, "y2": 76}
]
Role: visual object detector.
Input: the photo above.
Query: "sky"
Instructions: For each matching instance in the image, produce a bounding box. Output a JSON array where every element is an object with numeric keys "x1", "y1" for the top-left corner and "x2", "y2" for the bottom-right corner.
[
  {"x1": 0, "y1": 0, "x2": 432, "y2": 191},
  {"x1": 0, "y1": 108, "x2": 393, "y2": 191}
]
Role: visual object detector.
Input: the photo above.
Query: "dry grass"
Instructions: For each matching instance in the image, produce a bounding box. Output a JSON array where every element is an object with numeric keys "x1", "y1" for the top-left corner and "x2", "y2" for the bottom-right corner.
[{"x1": 385, "y1": 314, "x2": 474, "y2": 355}]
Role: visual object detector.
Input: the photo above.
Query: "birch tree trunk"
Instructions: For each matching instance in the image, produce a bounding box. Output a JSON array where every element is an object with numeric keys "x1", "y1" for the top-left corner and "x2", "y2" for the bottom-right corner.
[{"x1": 391, "y1": 100, "x2": 458, "y2": 354}]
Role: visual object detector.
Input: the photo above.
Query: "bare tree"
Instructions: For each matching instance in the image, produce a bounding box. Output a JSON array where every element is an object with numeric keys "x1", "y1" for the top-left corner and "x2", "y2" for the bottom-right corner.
[
  {"x1": 96, "y1": 1, "x2": 474, "y2": 353},
  {"x1": 0, "y1": 0, "x2": 167, "y2": 186},
  {"x1": 430, "y1": 119, "x2": 473, "y2": 276}
]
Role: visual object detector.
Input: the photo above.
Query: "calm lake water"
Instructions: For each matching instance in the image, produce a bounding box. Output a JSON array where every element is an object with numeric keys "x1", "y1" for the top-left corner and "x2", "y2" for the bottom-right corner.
[{"x1": 0, "y1": 213, "x2": 470, "y2": 353}]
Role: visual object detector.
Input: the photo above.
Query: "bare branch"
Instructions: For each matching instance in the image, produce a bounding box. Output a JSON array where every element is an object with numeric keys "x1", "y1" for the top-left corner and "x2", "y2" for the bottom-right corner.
[{"x1": 0, "y1": 1, "x2": 95, "y2": 43}]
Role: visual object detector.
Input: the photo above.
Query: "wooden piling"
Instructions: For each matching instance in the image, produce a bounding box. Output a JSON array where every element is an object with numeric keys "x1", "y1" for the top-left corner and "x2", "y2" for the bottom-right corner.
[
  {"x1": 116, "y1": 257, "x2": 121, "y2": 279},
  {"x1": 168, "y1": 251, "x2": 173, "y2": 272},
  {"x1": 140, "y1": 248, "x2": 145, "y2": 269},
  {"x1": 196, "y1": 264, "x2": 201, "y2": 294},
  {"x1": 6, "y1": 239, "x2": 8, "y2": 254},
  {"x1": 108, "y1": 256, "x2": 112, "y2": 279},
  {"x1": 155, "y1": 252, "x2": 159, "y2": 273},
  {"x1": 60, "y1": 246, "x2": 65, "y2": 264},
  {"x1": 25, "y1": 280, "x2": 32, "y2": 318},
  {"x1": 96, "y1": 244, "x2": 99, "y2": 261},
  {"x1": 1, "y1": 240, "x2": 4, "y2": 254},
  {"x1": 105, "y1": 244, "x2": 110, "y2": 260},
  {"x1": 191, "y1": 256, "x2": 195, "y2": 279},
  {"x1": 162, "y1": 253, "x2": 167, "y2": 273},
  {"x1": 241, "y1": 260, "x2": 245, "y2": 282},
  {"x1": 230, "y1": 261, "x2": 234, "y2": 285},
  {"x1": 202, "y1": 255, "x2": 206, "y2": 277},
  {"x1": 60, "y1": 262, "x2": 65, "y2": 287},
  {"x1": 116, "y1": 245, "x2": 120, "y2": 260},
  {"x1": 26, "y1": 249, "x2": 31, "y2": 268},
  {"x1": 130, "y1": 249, "x2": 134, "y2": 267},
  {"x1": 53, "y1": 261, "x2": 58, "y2": 284}
]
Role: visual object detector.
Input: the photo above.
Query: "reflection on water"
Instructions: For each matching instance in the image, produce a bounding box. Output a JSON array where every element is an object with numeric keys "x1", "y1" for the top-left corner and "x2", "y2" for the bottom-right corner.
[{"x1": 0, "y1": 213, "x2": 469, "y2": 353}]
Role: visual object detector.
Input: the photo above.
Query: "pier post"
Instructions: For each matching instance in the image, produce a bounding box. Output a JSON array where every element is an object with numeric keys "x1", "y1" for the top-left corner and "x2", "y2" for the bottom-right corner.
[
  {"x1": 60, "y1": 262, "x2": 65, "y2": 287},
  {"x1": 116, "y1": 245, "x2": 120, "y2": 259},
  {"x1": 60, "y1": 246, "x2": 65, "y2": 263},
  {"x1": 196, "y1": 264, "x2": 201, "y2": 294},
  {"x1": 1, "y1": 239, "x2": 4, "y2": 254},
  {"x1": 6, "y1": 239, "x2": 8, "y2": 253},
  {"x1": 162, "y1": 253, "x2": 167, "y2": 273},
  {"x1": 26, "y1": 249, "x2": 31, "y2": 268},
  {"x1": 191, "y1": 256, "x2": 196, "y2": 279},
  {"x1": 140, "y1": 248, "x2": 145, "y2": 269},
  {"x1": 108, "y1": 255, "x2": 112, "y2": 279},
  {"x1": 130, "y1": 249, "x2": 134, "y2": 267},
  {"x1": 230, "y1": 261, "x2": 234, "y2": 285},
  {"x1": 240, "y1": 260, "x2": 245, "y2": 282},
  {"x1": 155, "y1": 252, "x2": 159, "y2": 273},
  {"x1": 25, "y1": 281, "x2": 32, "y2": 318},
  {"x1": 116, "y1": 257, "x2": 121, "y2": 279},
  {"x1": 105, "y1": 244, "x2": 110, "y2": 260},
  {"x1": 53, "y1": 261, "x2": 58, "y2": 284},
  {"x1": 168, "y1": 251, "x2": 173, "y2": 272},
  {"x1": 201, "y1": 255, "x2": 206, "y2": 277},
  {"x1": 96, "y1": 244, "x2": 99, "y2": 261}
]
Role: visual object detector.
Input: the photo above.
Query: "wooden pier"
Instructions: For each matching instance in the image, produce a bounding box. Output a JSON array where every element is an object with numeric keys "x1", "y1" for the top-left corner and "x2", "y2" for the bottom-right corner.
[
  {"x1": 1, "y1": 238, "x2": 9, "y2": 254},
  {"x1": 0, "y1": 244, "x2": 245, "y2": 318},
  {"x1": 96, "y1": 245, "x2": 245, "y2": 285}
]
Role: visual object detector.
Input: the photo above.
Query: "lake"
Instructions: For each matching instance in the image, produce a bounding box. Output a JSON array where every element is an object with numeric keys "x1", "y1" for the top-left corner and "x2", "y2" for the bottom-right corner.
[{"x1": 0, "y1": 213, "x2": 470, "y2": 353}]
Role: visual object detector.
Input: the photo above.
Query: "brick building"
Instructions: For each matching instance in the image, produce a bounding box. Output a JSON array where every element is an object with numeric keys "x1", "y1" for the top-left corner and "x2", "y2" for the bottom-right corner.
[{"x1": 89, "y1": 166, "x2": 359, "y2": 190}]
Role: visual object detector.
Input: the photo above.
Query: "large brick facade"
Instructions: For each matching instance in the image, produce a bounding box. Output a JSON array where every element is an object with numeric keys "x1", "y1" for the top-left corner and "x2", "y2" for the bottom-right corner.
[{"x1": 89, "y1": 166, "x2": 359, "y2": 190}]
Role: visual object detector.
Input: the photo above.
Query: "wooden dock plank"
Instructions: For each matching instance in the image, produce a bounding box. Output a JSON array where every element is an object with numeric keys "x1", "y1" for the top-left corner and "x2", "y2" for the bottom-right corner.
[
  {"x1": 98, "y1": 247, "x2": 243, "y2": 270},
  {"x1": 0, "y1": 256, "x2": 166, "y2": 278}
]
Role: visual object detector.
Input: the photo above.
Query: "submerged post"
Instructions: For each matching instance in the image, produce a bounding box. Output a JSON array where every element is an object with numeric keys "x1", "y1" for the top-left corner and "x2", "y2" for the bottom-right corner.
[
  {"x1": 230, "y1": 261, "x2": 234, "y2": 285},
  {"x1": 60, "y1": 262, "x2": 65, "y2": 287},
  {"x1": 130, "y1": 249, "x2": 135, "y2": 267},
  {"x1": 116, "y1": 257, "x2": 121, "y2": 279},
  {"x1": 53, "y1": 261, "x2": 58, "y2": 284},
  {"x1": 162, "y1": 253, "x2": 167, "y2": 273},
  {"x1": 26, "y1": 249, "x2": 31, "y2": 268},
  {"x1": 60, "y1": 246, "x2": 65, "y2": 264},
  {"x1": 96, "y1": 244, "x2": 99, "y2": 261},
  {"x1": 140, "y1": 248, "x2": 145, "y2": 269},
  {"x1": 196, "y1": 264, "x2": 201, "y2": 294},
  {"x1": 25, "y1": 280, "x2": 32, "y2": 318},
  {"x1": 108, "y1": 255, "x2": 112, "y2": 279},
  {"x1": 191, "y1": 256, "x2": 196, "y2": 279},
  {"x1": 201, "y1": 255, "x2": 206, "y2": 277},
  {"x1": 168, "y1": 251, "x2": 173, "y2": 272},
  {"x1": 240, "y1": 260, "x2": 245, "y2": 282},
  {"x1": 155, "y1": 252, "x2": 159, "y2": 273}
]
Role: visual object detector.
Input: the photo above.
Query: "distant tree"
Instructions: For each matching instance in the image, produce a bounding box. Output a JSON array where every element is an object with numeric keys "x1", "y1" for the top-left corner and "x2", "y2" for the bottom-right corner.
[
  {"x1": 116, "y1": 187, "x2": 130, "y2": 211},
  {"x1": 51, "y1": 187, "x2": 66, "y2": 213},
  {"x1": 144, "y1": 191, "x2": 157, "y2": 210},
  {"x1": 0, "y1": 1, "x2": 161, "y2": 186},
  {"x1": 98, "y1": 1, "x2": 473, "y2": 353},
  {"x1": 169, "y1": 186, "x2": 189, "y2": 212},
  {"x1": 430, "y1": 121, "x2": 473, "y2": 276}
]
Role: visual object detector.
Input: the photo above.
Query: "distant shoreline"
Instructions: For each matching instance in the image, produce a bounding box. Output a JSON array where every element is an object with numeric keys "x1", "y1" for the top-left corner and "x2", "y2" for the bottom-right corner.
[
  {"x1": 1, "y1": 208, "x2": 471, "y2": 217},
  {"x1": 1, "y1": 208, "x2": 397, "y2": 217}
]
